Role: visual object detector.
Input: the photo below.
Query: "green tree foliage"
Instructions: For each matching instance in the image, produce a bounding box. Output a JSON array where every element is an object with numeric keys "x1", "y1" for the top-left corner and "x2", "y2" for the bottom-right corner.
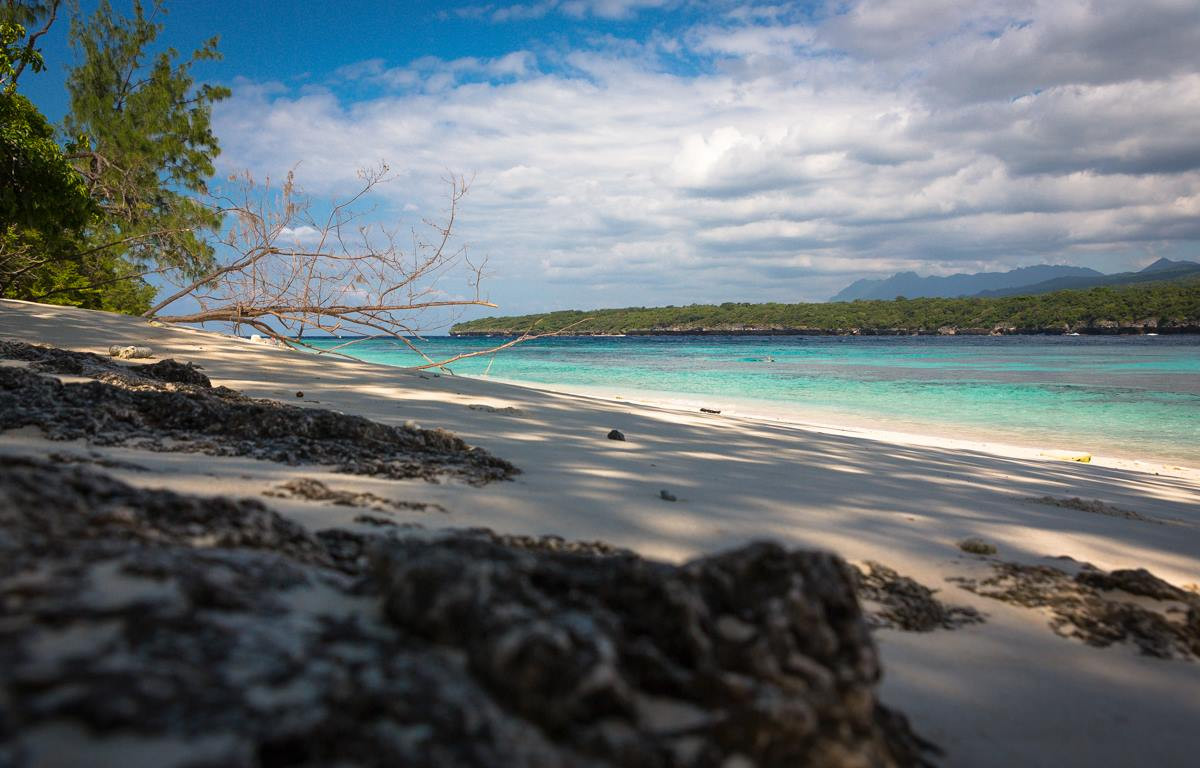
[
  {"x1": 0, "y1": 10, "x2": 101, "y2": 303},
  {"x1": 450, "y1": 278, "x2": 1200, "y2": 336},
  {"x1": 1, "y1": 0, "x2": 228, "y2": 313},
  {"x1": 65, "y1": 0, "x2": 230, "y2": 279}
]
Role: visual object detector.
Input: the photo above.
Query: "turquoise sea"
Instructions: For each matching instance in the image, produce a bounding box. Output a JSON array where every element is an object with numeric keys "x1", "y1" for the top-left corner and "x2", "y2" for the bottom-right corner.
[{"x1": 305, "y1": 335, "x2": 1200, "y2": 465}]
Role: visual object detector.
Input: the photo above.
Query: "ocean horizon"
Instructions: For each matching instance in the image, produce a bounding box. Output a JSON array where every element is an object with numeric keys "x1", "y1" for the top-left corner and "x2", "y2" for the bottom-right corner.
[{"x1": 304, "y1": 334, "x2": 1200, "y2": 466}]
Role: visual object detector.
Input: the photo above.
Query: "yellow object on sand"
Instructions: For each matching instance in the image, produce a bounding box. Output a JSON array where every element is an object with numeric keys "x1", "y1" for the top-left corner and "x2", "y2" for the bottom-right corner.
[{"x1": 1041, "y1": 450, "x2": 1092, "y2": 463}]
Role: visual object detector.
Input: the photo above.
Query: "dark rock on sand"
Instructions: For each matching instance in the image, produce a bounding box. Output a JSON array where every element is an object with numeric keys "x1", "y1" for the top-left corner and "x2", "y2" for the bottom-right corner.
[
  {"x1": 353, "y1": 513, "x2": 400, "y2": 527},
  {"x1": 1027, "y1": 495, "x2": 1169, "y2": 525},
  {"x1": 472, "y1": 530, "x2": 632, "y2": 558},
  {"x1": 467, "y1": 403, "x2": 528, "y2": 416},
  {"x1": 47, "y1": 450, "x2": 150, "y2": 472},
  {"x1": 854, "y1": 562, "x2": 983, "y2": 632},
  {"x1": 4, "y1": 338, "x2": 161, "y2": 379},
  {"x1": 132, "y1": 358, "x2": 212, "y2": 387},
  {"x1": 952, "y1": 561, "x2": 1200, "y2": 660},
  {"x1": 0, "y1": 341, "x2": 516, "y2": 485},
  {"x1": 659, "y1": 489, "x2": 677, "y2": 502},
  {"x1": 1074, "y1": 568, "x2": 1193, "y2": 602},
  {"x1": 0, "y1": 458, "x2": 934, "y2": 767},
  {"x1": 265, "y1": 478, "x2": 448, "y2": 514},
  {"x1": 957, "y1": 537, "x2": 997, "y2": 556},
  {"x1": 607, "y1": 429, "x2": 626, "y2": 441}
]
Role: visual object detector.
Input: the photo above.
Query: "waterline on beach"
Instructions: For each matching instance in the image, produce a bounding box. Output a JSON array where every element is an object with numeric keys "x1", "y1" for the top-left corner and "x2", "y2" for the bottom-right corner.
[{"x1": 303, "y1": 334, "x2": 1200, "y2": 466}]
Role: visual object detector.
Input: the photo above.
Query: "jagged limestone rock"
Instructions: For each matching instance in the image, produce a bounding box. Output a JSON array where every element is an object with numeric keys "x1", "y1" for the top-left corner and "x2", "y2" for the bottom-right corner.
[
  {"x1": 0, "y1": 340, "x2": 516, "y2": 485},
  {"x1": 0, "y1": 458, "x2": 935, "y2": 767}
]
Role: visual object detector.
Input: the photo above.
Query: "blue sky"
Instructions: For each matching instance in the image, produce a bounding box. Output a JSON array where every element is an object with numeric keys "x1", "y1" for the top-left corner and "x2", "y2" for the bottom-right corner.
[
  {"x1": 25, "y1": 0, "x2": 737, "y2": 118},
  {"x1": 20, "y1": 1, "x2": 1200, "y2": 324}
]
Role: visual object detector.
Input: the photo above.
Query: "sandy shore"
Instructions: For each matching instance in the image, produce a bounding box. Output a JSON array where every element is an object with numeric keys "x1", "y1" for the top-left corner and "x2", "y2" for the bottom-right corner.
[
  {"x1": 484, "y1": 376, "x2": 1200, "y2": 482},
  {"x1": 3, "y1": 298, "x2": 1200, "y2": 767}
]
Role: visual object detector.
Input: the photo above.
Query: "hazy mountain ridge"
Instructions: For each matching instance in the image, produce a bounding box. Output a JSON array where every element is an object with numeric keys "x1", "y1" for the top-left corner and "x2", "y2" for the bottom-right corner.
[
  {"x1": 974, "y1": 258, "x2": 1200, "y2": 298},
  {"x1": 832, "y1": 259, "x2": 1200, "y2": 301},
  {"x1": 831, "y1": 265, "x2": 1103, "y2": 301}
]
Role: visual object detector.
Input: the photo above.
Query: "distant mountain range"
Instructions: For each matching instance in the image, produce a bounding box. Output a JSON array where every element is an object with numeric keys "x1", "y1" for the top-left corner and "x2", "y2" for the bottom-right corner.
[
  {"x1": 831, "y1": 258, "x2": 1200, "y2": 301},
  {"x1": 974, "y1": 258, "x2": 1200, "y2": 297}
]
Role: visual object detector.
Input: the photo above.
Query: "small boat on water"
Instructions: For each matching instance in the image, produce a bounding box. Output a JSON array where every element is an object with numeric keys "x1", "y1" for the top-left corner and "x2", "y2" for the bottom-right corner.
[{"x1": 1067, "y1": 332, "x2": 1081, "y2": 336}]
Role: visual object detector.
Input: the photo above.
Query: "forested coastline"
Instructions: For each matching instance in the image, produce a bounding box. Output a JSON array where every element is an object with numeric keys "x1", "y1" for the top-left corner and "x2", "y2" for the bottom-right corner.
[{"x1": 451, "y1": 277, "x2": 1200, "y2": 336}]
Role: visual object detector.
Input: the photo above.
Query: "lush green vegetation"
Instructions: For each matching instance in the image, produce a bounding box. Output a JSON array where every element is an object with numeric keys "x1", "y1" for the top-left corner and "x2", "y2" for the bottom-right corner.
[
  {"x1": 1, "y1": 0, "x2": 226, "y2": 314},
  {"x1": 452, "y1": 277, "x2": 1200, "y2": 335}
]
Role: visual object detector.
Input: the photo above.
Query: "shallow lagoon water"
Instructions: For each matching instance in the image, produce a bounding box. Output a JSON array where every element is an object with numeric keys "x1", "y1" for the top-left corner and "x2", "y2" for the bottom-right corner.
[{"x1": 304, "y1": 335, "x2": 1200, "y2": 465}]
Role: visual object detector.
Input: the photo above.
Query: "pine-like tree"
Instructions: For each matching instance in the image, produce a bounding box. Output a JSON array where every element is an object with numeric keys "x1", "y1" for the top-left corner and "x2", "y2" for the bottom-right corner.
[
  {"x1": 65, "y1": 0, "x2": 230, "y2": 282},
  {"x1": 1, "y1": 0, "x2": 229, "y2": 313}
]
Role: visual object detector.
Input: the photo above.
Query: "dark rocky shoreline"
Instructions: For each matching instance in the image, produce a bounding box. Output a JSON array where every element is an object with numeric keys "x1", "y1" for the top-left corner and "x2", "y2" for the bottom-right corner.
[
  {"x1": 0, "y1": 457, "x2": 936, "y2": 767},
  {"x1": 0, "y1": 340, "x2": 516, "y2": 485},
  {"x1": 0, "y1": 340, "x2": 941, "y2": 766}
]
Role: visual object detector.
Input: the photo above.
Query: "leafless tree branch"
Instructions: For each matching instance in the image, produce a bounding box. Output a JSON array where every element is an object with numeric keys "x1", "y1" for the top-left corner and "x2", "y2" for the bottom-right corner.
[{"x1": 148, "y1": 164, "x2": 551, "y2": 370}]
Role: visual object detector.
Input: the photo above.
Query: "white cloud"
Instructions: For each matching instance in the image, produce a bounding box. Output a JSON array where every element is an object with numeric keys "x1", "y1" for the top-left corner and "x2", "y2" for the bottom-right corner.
[
  {"x1": 462, "y1": 0, "x2": 675, "y2": 23},
  {"x1": 558, "y1": 0, "x2": 674, "y2": 21},
  {"x1": 212, "y1": 0, "x2": 1200, "y2": 312},
  {"x1": 277, "y1": 226, "x2": 324, "y2": 245}
]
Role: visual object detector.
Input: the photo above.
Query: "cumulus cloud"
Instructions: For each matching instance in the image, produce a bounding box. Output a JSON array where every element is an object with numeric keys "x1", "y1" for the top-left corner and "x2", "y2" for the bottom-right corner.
[{"x1": 212, "y1": 0, "x2": 1200, "y2": 312}]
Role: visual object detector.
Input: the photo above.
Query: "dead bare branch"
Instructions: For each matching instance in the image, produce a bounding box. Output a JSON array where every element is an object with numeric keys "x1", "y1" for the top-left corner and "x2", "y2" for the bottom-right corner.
[
  {"x1": 147, "y1": 164, "x2": 536, "y2": 370},
  {"x1": 411, "y1": 319, "x2": 588, "y2": 370}
]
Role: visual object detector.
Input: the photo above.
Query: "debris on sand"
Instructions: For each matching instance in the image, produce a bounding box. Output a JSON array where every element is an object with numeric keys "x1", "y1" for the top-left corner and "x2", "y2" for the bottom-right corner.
[
  {"x1": 265, "y1": 478, "x2": 448, "y2": 514},
  {"x1": 467, "y1": 403, "x2": 528, "y2": 416},
  {"x1": 950, "y1": 562, "x2": 1200, "y2": 660},
  {"x1": 854, "y1": 561, "x2": 984, "y2": 632},
  {"x1": 1027, "y1": 495, "x2": 1173, "y2": 525},
  {"x1": 109, "y1": 344, "x2": 154, "y2": 359}
]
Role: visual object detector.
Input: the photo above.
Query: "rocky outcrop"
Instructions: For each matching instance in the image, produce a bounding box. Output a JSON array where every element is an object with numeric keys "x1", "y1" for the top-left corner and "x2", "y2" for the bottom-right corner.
[
  {"x1": 853, "y1": 562, "x2": 983, "y2": 632},
  {"x1": 951, "y1": 561, "x2": 1200, "y2": 661},
  {"x1": 0, "y1": 340, "x2": 516, "y2": 485},
  {"x1": 0, "y1": 458, "x2": 935, "y2": 767}
]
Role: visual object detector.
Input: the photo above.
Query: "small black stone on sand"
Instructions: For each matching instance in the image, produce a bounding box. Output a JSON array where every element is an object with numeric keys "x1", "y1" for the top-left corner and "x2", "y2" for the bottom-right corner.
[{"x1": 606, "y1": 429, "x2": 625, "y2": 441}]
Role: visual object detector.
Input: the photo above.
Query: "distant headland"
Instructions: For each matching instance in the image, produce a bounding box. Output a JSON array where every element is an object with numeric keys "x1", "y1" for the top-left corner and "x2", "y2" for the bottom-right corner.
[{"x1": 452, "y1": 275, "x2": 1200, "y2": 337}]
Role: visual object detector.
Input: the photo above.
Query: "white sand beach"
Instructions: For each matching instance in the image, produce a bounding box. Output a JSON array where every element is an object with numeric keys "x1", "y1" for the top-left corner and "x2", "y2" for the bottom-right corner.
[{"x1": 3, "y1": 298, "x2": 1199, "y2": 767}]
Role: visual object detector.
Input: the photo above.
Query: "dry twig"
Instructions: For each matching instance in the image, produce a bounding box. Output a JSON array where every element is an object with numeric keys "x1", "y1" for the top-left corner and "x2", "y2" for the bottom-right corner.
[{"x1": 147, "y1": 164, "x2": 559, "y2": 369}]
